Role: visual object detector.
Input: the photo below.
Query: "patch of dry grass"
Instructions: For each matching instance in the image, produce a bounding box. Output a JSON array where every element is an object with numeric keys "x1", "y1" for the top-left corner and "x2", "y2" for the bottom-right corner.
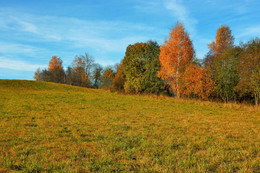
[{"x1": 0, "y1": 80, "x2": 259, "y2": 172}]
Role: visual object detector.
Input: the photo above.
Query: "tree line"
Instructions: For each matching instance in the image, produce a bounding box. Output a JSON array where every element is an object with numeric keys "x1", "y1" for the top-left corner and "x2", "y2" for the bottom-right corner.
[
  {"x1": 34, "y1": 53, "x2": 116, "y2": 90},
  {"x1": 34, "y1": 22, "x2": 260, "y2": 105}
]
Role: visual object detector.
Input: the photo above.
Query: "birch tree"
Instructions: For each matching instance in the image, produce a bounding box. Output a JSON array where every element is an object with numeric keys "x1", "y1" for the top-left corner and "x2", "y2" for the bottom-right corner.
[{"x1": 158, "y1": 22, "x2": 195, "y2": 98}]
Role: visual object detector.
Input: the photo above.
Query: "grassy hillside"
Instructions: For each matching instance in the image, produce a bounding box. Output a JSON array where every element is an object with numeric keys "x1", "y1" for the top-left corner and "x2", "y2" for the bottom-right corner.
[{"x1": 0, "y1": 80, "x2": 259, "y2": 172}]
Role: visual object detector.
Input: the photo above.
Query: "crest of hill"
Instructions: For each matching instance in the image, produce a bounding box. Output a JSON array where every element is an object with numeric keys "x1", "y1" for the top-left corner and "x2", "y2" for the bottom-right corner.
[{"x1": 0, "y1": 80, "x2": 91, "y2": 92}]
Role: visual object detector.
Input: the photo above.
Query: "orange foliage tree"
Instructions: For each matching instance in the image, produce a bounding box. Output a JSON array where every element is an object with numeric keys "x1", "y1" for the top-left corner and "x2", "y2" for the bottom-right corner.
[
  {"x1": 48, "y1": 56, "x2": 65, "y2": 83},
  {"x1": 48, "y1": 56, "x2": 63, "y2": 71},
  {"x1": 111, "y1": 63, "x2": 125, "y2": 92},
  {"x1": 204, "y1": 25, "x2": 237, "y2": 102},
  {"x1": 102, "y1": 67, "x2": 115, "y2": 90},
  {"x1": 182, "y1": 65, "x2": 215, "y2": 100},
  {"x1": 158, "y1": 22, "x2": 195, "y2": 98},
  {"x1": 205, "y1": 25, "x2": 234, "y2": 68},
  {"x1": 208, "y1": 25, "x2": 234, "y2": 55},
  {"x1": 33, "y1": 68, "x2": 41, "y2": 81}
]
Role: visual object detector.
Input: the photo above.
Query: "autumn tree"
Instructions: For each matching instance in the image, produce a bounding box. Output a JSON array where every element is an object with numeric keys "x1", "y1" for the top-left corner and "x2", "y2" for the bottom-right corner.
[
  {"x1": 214, "y1": 46, "x2": 242, "y2": 103},
  {"x1": 237, "y1": 38, "x2": 260, "y2": 105},
  {"x1": 34, "y1": 68, "x2": 41, "y2": 81},
  {"x1": 111, "y1": 63, "x2": 125, "y2": 92},
  {"x1": 92, "y1": 64, "x2": 103, "y2": 89},
  {"x1": 204, "y1": 25, "x2": 235, "y2": 102},
  {"x1": 39, "y1": 69, "x2": 51, "y2": 82},
  {"x1": 158, "y1": 22, "x2": 195, "y2": 98},
  {"x1": 182, "y1": 64, "x2": 215, "y2": 100},
  {"x1": 48, "y1": 56, "x2": 65, "y2": 83},
  {"x1": 205, "y1": 25, "x2": 234, "y2": 68},
  {"x1": 204, "y1": 25, "x2": 234, "y2": 78},
  {"x1": 200, "y1": 67, "x2": 215, "y2": 99},
  {"x1": 72, "y1": 57, "x2": 86, "y2": 86},
  {"x1": 101, "y1": 66, "x2": 115, "y2": 90},
  {"x1": 209, "y1": 25, "x2": 234, "y2": 55},
  {"x1": 71, "y1": 53, "x2": 94, "y2": 87},
  {"x1": 65, "y1": 66, "x2": 73, "y2": 85}
]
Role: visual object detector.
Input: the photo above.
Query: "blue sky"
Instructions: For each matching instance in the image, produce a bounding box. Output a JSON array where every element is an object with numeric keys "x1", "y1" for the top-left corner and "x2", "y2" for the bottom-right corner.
[{"x1": 0, "y1": 0, "x2": 260, "y2": 80}]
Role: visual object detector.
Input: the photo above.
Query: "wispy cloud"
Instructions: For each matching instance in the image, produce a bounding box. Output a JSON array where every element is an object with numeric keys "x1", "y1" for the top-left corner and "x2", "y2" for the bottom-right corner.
[
  {"x1": 0, "y1": 8, "x2": 159, "y2": 52},
  {"x1": 0, "y1": 7, "x2": 165, "y2": 72},
  {"x1": 133, "y1": 1, "x2": 162, "y2": 14},
  {"x1": 163, "y1": 0, "x2": 198, "y2": 34},
  {"x1": 0, "y1": 56, "x2": 46, "y2": 71},
  {"x1": 237, "y1": 25, "x2": 260, "y2": 39},
  {"x1": 13, "y1": 17, "x2": 38, "y2": 34},
  {"x1": 0, "y1": 41, "x2": 47, "y2": 57}
]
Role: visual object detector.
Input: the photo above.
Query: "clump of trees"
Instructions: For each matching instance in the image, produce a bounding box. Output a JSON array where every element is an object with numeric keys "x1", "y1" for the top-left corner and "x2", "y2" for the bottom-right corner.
[
  {"x1": 203, "y1": 25, "x2": 259, "y2": 105},
  {"x1": 34, "y1": 56, "x2": 65, "y2": 83},
  {"x1": 34, "y1": 22, "x2": 260, "y2": 105},
  {"x1": 236, "y1": 39, "x2": 260, "y2": 105},
  {"x1": 34, "y1": 53, "x2": 103, "y2": 89},
  {"x1": 158, "y1": 22, "x2": 215, "y2": 99}
]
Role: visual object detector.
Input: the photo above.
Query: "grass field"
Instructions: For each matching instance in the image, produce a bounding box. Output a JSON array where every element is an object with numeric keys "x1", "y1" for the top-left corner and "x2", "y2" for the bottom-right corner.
[{"x1": 0, "y1": 80, "x2": 259, "y2": 172}]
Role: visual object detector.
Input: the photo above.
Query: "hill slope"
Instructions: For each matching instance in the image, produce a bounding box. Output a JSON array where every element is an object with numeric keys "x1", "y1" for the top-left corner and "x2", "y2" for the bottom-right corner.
[{"x1": 0, "y1": 80, "x2": 259, "y2": 172}]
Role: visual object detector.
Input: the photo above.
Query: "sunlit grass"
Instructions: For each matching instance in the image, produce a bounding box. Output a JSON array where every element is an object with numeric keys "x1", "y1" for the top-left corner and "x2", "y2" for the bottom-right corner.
[{"x1": 0, "y1": 80, "x2": 259, "y2": 172}]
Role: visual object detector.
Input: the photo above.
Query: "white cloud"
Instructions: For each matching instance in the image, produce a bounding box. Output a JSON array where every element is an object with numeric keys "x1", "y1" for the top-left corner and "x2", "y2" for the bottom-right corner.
[{"x1": 0, "y1": 56, "x2": 46, "y2": 71}]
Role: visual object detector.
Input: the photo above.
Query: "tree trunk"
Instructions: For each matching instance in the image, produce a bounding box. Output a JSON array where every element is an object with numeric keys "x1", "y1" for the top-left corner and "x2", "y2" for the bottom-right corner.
[
  {"x1": 227, "y1": 96, "x2": 229, "y2": 103},
  {"x1": 176, "y1": 51, "x2": 180, "y2": 98},
  {"x1": 255, "y1": 92, "x2": 259, "y2": 106}
]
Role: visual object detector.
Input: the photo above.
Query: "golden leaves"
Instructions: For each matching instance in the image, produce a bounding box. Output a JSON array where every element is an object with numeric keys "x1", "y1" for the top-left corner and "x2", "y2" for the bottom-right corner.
[
  {"x1": 48, "y1": 56, "x2": 63, "y2": 71},
  {"x1": 158, "y1": 22, "x2": 195, "y2": 97}
]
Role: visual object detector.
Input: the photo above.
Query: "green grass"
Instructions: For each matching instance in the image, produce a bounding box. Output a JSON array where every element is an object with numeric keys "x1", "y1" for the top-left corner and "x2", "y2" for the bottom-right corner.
[{"x1": 0, "y1": 80, "x2": 259, "y2": 172}]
